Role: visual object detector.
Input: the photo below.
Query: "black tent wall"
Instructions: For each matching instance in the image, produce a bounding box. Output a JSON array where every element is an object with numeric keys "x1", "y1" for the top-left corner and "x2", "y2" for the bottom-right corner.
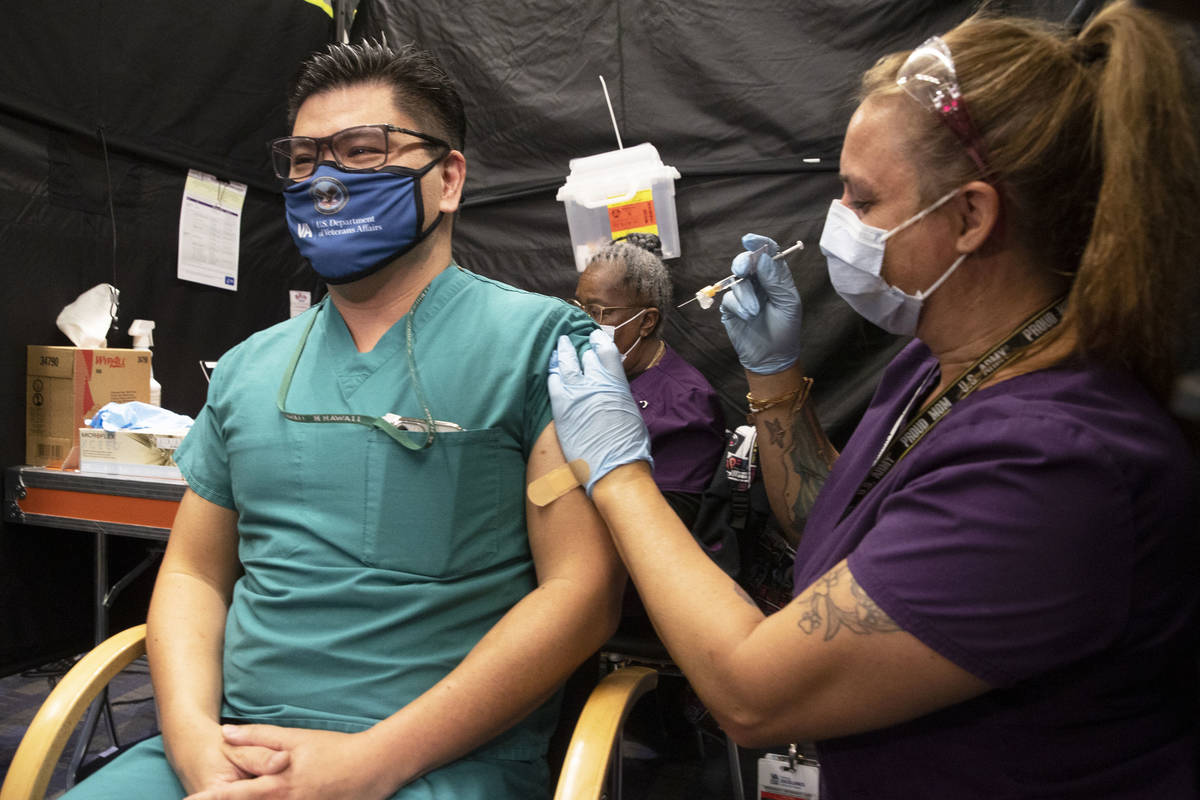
[
  {"x1": 354, "y1": 0, "x2": 1083, "y2": 442},
  {"x1": 0, "y1": 0, "x2": 1098, "y2": 671},
  {"x1": 0, "y1": 1, "x2": 332, "y2": 671}
]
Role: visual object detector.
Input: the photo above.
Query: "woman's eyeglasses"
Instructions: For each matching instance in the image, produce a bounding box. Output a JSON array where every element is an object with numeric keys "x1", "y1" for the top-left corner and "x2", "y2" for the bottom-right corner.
[{"x1": 568, "y1": 299, "x2": 646, "y2": 324}]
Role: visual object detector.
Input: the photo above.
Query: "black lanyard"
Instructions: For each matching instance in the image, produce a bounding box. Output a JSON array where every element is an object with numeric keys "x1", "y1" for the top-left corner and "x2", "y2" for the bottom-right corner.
[
  {"x1": 275, "y1": 290, "x2": 437, "y2": 451},
  {"x1": 839, "y1": 297, "x2": 1067, "y2": 522}
]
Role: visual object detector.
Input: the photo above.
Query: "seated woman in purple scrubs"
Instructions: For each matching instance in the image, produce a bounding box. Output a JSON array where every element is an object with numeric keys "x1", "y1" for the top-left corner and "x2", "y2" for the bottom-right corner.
[
  {"x1": 572, "y1": 233, "x2": 725, "y2": 528},
  {"x1": 547, "y1": 2, "x2": 1200, "y2": 797}
]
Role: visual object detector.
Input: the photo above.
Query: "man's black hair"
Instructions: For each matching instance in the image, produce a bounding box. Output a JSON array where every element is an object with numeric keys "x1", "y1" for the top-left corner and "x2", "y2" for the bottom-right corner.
[{"x1": 287, "y1": 39, "x2": 466, "y2": 151}]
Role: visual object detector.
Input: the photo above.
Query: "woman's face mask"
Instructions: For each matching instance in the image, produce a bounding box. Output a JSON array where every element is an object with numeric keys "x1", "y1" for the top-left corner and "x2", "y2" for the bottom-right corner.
[
  {"x1": 819, "y1": 189, "x2": 966, "y2": 336},
  {"x1": 283, "y1": 157, "x2": 443, "y2": 285},
  {"x1": 599, "y1": 308, "x2": 649, "y2": 361}
]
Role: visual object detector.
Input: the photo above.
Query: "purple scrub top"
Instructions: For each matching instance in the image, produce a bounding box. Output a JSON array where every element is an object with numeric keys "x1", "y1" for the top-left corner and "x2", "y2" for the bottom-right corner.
[
  {"x1": 795, "y1": 340, "x2": 1199, "y2": 798},
  {"x1": 630, "y1": 343, "x2": 726, "y2": 494}
]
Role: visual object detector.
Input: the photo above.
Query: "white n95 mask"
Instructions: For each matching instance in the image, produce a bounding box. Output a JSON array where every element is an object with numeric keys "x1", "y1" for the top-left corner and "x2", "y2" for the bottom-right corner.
[
  {"x1": 819, "y1": 190, "x2": 966, "y2": 336},
  {"x1": 599, "y1": 308, "x2": 648, "y2": 361}
]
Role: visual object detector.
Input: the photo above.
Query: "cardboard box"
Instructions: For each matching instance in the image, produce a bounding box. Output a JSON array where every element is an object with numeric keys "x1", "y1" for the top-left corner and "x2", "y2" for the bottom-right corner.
[
  {"x1": 78, "y1": 428, "x2": 185, "y2": 479},
  {"x1": 26, "y1": 346, "x2": 151, "y2": 467}
]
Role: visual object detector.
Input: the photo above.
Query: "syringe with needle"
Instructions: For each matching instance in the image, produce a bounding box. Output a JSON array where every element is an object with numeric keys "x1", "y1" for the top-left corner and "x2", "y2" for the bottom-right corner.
[{"x1": 678, "y1": 240, "x2": 805, "y2": 309}]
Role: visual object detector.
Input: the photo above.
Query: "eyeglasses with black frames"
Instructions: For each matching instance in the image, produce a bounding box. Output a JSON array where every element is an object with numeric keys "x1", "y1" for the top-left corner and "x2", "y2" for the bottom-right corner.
[{"x1": 269, "y1": 124, "x2": 451, "y2": 181}]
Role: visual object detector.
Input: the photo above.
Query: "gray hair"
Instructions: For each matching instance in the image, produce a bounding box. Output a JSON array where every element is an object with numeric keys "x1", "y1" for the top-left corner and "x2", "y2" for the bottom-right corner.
[{"x1": 587, "y1": 237, "x2": 672, "y2": 336}]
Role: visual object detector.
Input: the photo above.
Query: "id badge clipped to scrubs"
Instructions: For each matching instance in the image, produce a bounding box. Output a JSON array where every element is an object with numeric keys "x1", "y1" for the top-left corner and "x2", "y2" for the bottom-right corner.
[{"x1": 758, "y1": 746, "x2": 819, "y2": 800}]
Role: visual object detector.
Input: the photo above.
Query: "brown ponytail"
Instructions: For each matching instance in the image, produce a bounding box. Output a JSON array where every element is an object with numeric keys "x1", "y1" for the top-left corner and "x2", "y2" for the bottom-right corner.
[{"x1": 1070, "y1": 2, "x2": 1200, "y2": 400}]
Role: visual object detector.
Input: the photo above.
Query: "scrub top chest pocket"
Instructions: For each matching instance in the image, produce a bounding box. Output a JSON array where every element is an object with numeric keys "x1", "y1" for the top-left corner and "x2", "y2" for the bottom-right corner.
[{"x1": 364, "y1": 426, "x2": 513, "y2": 577}]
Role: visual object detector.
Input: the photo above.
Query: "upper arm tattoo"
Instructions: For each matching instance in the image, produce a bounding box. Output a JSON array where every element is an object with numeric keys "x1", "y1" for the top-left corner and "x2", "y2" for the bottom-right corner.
[{"x1": 793, "y1": 562, "x2": 900, "y2": 641}]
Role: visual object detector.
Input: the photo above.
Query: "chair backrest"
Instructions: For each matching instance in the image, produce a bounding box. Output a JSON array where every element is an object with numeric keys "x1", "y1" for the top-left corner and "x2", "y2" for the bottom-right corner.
[
  {"x1": 0, "y1": 625, "x2": 147, "y2": 800},
  {"x1": 552, "y1": 667, "x2": 658, "y2": 800}
]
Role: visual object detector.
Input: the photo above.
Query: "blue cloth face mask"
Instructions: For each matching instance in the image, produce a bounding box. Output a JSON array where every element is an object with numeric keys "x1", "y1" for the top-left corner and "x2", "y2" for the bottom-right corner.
[
  {"x1": 819, "y1": 189, "x2": 966, "y2": 336},
  {"x1": 283, "y1": 159, "x2": 443, "y2": 284}
]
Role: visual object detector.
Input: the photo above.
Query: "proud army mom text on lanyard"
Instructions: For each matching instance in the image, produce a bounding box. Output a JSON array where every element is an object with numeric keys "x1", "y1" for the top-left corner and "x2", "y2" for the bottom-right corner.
[{"x1": 840, "y1": 298, "x2": 1067, "y2": 522}]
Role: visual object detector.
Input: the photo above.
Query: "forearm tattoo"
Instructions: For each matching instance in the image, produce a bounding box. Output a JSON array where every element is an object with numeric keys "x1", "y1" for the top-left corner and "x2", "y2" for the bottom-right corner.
[
  {"x1": 781, "y1": 407, "x2": 834, "y2": 538},
  {"x1": 764, "y1": 417, "x2": 786, "y2": 448},
  {"x1": 794, "y1": 562, "x2": 900, "y2": 640}
]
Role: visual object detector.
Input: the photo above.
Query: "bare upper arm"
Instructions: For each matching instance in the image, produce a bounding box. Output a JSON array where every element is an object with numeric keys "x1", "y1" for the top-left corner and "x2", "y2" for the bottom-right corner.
[
  {"x1": 719, "y1": 559, "x2": 990, "y2": 745},
  {"x1": 159, "y1": 488, "x2": 241, "y2": 604},
  {"x1": 523, "y1": 423, "x2": 624, "y2": 593}
]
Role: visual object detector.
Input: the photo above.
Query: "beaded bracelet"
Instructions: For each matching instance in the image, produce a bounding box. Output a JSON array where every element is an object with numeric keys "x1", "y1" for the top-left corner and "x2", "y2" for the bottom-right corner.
[{"x1": 746, "y1": 376, "x2": 814, "y2": 416}]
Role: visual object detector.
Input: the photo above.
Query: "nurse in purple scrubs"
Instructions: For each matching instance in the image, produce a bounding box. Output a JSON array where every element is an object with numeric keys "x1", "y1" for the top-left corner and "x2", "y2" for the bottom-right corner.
[{"x1": 548, "y1": 2, "x2": 1200, "y2": 797}]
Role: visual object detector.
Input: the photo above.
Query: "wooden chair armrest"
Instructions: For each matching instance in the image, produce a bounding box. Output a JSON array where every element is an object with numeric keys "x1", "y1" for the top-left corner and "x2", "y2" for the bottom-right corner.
[
  {"x1": 553, "y1": 666, "x2": 658, "y2": 800},
  {"x1": 0, "y1": 624, "x2": 148, "y2": 800}
]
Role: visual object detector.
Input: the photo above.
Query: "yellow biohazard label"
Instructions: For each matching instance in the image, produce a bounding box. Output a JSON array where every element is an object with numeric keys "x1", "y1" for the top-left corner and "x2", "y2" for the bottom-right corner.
[
  {"x1": 300, "y1": 0, "x2": 334, "y2": 17},
  {"x1": 607, "y1": 189, "x2": 659, "y2": 239}
]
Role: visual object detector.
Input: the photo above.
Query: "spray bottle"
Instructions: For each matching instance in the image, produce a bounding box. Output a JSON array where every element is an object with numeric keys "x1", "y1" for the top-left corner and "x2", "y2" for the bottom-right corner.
[{"x1": 128, "y1": 319, "x2": 162, "y2": 406}]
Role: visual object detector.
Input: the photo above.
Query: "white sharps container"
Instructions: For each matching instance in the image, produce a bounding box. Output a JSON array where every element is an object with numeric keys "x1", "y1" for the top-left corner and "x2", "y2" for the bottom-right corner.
[{"x1": 556, "y1": 142, "x2": 682, "y2": 272}]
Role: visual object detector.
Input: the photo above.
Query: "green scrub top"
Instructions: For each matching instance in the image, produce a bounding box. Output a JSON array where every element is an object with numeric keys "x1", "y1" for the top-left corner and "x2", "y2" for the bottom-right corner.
[{"x1": 175, "y1": 265, "x2": 594, "y2": 764}]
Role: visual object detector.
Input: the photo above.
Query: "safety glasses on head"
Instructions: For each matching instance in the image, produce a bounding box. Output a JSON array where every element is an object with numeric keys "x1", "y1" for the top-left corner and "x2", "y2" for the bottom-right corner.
[
  {"x1": 896, "y1": 36, "x2": 993, "y2": 181},
  {"x1": 269, "y1": 124, "x2": 450, "y2": 181}
]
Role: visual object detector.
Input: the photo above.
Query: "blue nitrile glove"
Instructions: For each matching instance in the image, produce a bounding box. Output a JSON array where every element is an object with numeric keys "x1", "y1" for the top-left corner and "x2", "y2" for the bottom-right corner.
[
  {"x1": 88, "y1": 401, "x2": 195, "y2": 431},
  {"x1": 548, "y1": 330, "x2": 653, "y2": 495},
  {"x1": 720, "y1": 233, "x2": 804, "y2": 374}
]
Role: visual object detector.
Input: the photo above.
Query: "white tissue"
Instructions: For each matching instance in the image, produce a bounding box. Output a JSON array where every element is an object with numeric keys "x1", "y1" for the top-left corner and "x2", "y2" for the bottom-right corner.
[{"x1": 56, "y1": 283, "x2": 119, "y2": 348}]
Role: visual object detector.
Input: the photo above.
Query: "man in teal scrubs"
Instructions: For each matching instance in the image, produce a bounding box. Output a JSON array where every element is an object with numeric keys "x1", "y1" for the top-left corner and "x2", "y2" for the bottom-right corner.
[{"x1": 64, "y1": 40, "x2": 623, "y2": 800}]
